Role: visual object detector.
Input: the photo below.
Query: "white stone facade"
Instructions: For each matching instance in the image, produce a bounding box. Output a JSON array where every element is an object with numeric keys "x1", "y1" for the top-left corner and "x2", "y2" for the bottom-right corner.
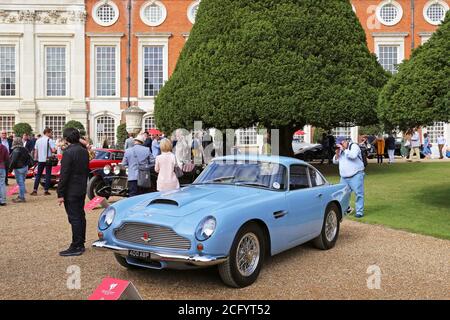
[{"x1": 0, "y1": 0, "x2": 87, "y2": 137}]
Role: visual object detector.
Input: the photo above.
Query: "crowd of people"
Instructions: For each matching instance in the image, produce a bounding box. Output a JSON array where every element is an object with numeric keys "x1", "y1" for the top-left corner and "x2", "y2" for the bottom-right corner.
[
  {"x1": 121, "y1": 129, "x2": 214, "y2": 197},
  {"x1": 0, "y1": 130, "x2": 41, "y2": 206},
  {"x1": 320, "y1": 129, "x2": 449, "y2": 167}
]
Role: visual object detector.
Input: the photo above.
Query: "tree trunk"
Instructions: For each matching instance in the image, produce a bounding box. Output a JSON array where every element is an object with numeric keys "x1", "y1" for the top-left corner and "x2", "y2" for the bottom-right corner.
[{"x1": 278, "y1": 126, "x2": 295, "y2": 157}]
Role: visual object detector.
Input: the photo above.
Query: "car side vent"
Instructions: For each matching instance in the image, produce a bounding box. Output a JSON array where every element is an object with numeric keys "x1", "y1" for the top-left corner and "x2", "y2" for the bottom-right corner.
[{"x1": 148, "y1": 199, "x2": 179, "y2": 206}]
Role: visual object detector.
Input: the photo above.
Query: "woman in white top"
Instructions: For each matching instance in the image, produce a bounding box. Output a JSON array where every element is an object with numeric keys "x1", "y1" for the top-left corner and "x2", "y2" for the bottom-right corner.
[{"x1": 155, "y1": 138, "x2": 180, "y2": 192}]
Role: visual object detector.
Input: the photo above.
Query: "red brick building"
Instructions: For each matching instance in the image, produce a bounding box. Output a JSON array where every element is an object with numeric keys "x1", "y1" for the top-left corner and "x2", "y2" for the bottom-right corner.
[{"x1": 85, "y1": 0, "x2": 199, "y2": 146}]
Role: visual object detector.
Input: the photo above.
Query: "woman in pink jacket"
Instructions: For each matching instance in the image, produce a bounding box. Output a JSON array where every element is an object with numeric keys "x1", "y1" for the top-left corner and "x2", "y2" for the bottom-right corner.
[{"x1": 155, "y1": 139, "x2": 180, "y2": 192}]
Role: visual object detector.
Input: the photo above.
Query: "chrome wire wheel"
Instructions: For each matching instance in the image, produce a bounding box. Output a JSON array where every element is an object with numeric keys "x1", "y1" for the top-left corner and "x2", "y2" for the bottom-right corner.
[
  {"x1": 325, "y1": 210, "x2": 338, "y2": 242},
  {"x1": 236, "y1": 232, "x2": 260, "y2": 277}
]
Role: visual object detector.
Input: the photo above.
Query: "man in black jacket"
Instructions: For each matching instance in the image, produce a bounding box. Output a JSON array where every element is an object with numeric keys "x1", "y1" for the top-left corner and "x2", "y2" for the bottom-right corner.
[
  {"x1": 22, "y1": 133, "x2": 35, "y2": 153},
  {"x1": 57, "y1": 128, "x2": 90, "y2": 257}
]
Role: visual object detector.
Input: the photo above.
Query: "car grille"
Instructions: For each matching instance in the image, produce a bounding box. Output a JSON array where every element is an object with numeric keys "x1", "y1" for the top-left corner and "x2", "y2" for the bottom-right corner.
[
  {"x1": 114, "y1": 223, "x2": 191, "y2": 250},
  {"x1": 111, "y1": 177, "x2": 127, "y2": 190}
]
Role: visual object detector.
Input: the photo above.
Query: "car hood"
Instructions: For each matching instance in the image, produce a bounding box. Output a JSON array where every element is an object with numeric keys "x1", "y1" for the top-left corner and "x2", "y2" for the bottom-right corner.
[{"x1": 126, "y1": 184, "x2": 265, "y2": 218}]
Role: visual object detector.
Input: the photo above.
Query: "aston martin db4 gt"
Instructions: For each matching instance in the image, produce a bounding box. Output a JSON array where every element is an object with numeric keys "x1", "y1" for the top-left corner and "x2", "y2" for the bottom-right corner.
[{"x1": 93, "y1": 155, "x2": 351, "y2": 287}]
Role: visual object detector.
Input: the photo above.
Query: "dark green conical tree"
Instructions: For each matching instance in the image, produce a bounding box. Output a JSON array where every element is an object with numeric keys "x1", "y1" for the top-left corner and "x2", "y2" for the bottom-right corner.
[
  {"x1": 155, "y1": 0, "x2": 389, "y2": 156},
  {"x1": 378, "y1": 12, "x2": 450, "y2": 131}
]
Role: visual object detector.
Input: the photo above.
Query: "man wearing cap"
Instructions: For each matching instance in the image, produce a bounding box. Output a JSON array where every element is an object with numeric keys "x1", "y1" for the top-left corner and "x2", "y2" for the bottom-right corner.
[
  {"x1": 333, "y1": 137, "x2": 365, "y2": 218},
  {"x1": 122, "y1": 134, "x2": 155, "y2": 197}
]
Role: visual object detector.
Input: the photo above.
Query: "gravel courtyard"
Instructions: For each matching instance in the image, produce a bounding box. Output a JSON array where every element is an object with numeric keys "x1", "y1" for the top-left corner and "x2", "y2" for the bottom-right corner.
[{"x1": 0, "y1": 180, "x2": 449, "y2": 300}]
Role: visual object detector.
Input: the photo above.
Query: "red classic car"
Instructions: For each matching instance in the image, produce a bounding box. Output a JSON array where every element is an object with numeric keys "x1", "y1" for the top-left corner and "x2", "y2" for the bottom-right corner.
[{"x1": 35, "y1": 148, "x2": 124, "y2": 188}]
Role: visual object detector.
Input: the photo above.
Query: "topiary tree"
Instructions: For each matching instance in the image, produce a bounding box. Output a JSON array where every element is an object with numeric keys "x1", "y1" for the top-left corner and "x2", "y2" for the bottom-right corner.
[
  {"x1": 63, "y1": 120, "x2": 86, "y2": 137},
  {"x1": 155, "y1": 0, "x2": 389, "y2": 156},
  {"x1": 116, "y1": 123, "x2": 128, "y2": 150},
  {"x1": 13, "y1": 123, "x2": 33, "y2": 136},
  {"x1": 378, "y1": 12, "x2": 450, "y2": 131}
]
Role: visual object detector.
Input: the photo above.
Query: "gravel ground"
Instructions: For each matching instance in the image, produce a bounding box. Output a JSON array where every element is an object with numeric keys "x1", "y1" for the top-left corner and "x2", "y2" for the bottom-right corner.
[{"x1": 0, "y1": 180, "x2": 449, "y2": 300}]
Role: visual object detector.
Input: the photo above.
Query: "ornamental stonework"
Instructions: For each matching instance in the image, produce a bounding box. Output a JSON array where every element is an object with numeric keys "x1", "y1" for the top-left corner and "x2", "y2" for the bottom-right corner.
[{"x1": 0, "y1": 9, "x2": 86, "y2": 24}]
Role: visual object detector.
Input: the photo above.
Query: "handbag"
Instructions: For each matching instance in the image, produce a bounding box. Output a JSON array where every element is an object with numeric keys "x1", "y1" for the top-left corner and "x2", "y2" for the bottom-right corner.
[
  {"x1": 134, "y1": 148, "x2": 152, "y2": 188},
  {"x1": 45, "y1": 138, "x2": 58, "y2": 166},
  {"x1": 174, "y1": 163, "x2": 184, "y2": 178}
]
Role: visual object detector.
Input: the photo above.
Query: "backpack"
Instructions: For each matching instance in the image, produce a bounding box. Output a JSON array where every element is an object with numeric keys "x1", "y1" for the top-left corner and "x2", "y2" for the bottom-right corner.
[{"x1": 350, "y1": 143, "x2": 368, "y2": 168}]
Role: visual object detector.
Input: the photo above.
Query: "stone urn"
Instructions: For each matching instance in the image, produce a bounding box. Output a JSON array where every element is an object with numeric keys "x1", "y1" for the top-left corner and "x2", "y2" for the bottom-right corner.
[{"x1": 123, "y1": 106, "x2": 146, "y2": 134}]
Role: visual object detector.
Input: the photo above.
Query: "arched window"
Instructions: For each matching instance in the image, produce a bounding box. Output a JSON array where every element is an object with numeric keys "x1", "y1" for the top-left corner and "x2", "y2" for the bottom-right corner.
[
  {"x1": 96, "y1": 115, "x2": 116, "y2": 147},
  {"x1": 143, "y1": 116, "x2": 156, "y2": 132}
]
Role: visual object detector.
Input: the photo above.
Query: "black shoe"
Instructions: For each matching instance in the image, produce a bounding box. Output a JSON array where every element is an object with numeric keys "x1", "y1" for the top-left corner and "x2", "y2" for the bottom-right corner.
[
  {"x1": 59, "y1": 246, "x2": 84, "y2": 257},
  {"x1": 0, "y1": 203, "x2": 6, "y2": 206}
]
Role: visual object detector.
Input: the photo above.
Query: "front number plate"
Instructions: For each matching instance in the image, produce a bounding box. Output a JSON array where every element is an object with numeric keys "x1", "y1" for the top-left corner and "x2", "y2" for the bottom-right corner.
[{"x1": 128, "y1": 250, "x2": 151, "y2": 260}]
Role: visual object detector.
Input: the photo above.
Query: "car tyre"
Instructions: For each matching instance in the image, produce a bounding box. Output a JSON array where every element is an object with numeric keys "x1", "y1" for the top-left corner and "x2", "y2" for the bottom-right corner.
[
  {"x1": 313, "y1": 203, "x2": 340, "y2": 250},
  {"x1": 87, "y1": 175, "x2": 109, "y2": 200},
  {"x1": 114, "y1": 254, "x2": 140, "y2": 269},
  {"x1": 218, "y1": 223, "x2": 265, "y2": 288}
]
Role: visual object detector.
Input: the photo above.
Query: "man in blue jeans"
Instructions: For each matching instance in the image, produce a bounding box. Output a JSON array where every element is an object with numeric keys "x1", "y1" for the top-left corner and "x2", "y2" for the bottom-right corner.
[
  {"x1": 333, "y1": 137, "x2": 366, "y2": 218},
  {"x1": 0, "y1": 143, "x2": 9, "y2": 206},
  {"x1": 31, "y1": 128, "x2": 56, "y2": 196}
]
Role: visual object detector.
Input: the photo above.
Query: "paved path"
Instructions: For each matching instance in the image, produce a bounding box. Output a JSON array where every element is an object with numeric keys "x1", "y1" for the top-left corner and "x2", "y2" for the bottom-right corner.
[{"x1": 0, "y1": 181, "x2": 449, "y2": 300}]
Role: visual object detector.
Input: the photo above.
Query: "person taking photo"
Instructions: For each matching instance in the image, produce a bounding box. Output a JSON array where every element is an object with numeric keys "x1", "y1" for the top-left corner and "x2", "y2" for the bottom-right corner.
[{"x1": 333, "y1": 138, "x2": 366, "y2": 218}]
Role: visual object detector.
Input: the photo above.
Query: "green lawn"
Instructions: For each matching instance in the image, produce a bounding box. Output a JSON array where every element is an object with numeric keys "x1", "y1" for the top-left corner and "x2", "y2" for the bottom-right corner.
[{"x1": 314, "y1": 162, "x2": 450, "y2": 240}]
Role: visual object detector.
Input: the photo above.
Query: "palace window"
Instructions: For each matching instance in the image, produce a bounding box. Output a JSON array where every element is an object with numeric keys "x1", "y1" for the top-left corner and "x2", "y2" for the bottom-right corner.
[
  {"x1": 238, "y1": 127, "x2": 258, "y2": 146},
  {"x1": 140, "y1": 1, "x2": 167, "y2": 27},
  {"x1": 96, "y1": 46, "x2": 116, "y2": 97},
  {"x1": 44, "y1": 115, "x2": 66, "y2": 139},
  {"x1": 0, "y1": 116, "x2": 15, "y2": 135},
  {"x1": 93, "y1": 1, "x2": 119, "y2": 27},
  {"x1": 0, "y1": 46, "x2": 16, "y2": 96},
  {"x1": 46, "y1": 46, "x2": 66, "y2": 97},
  {"x1": 426, "y1": 122, "x2": 445, "y2": 144},
  {"x1": 143, "y1": 46, "x2": 164, "y2": 97},
  {"x1": 188, "y1": 1, "x2": 201, "y2": 24},
  {"x1": 332, "y1": 127, "x2": 352, "y2": 140},
  {"x1": 376, "y1": 1, "x2": 403, "y2": 26},
  {"x1": 143, "y1": 116, "x2": 156, "y2": 131},
  {"x1": 424, "y1": 1, "x2": 449, "y2": 25},
  {"x1": 378, "y1": 45, "x2": 399, "y2": 74},
  {"x1": 96, "y1": 116, "x2": 116, "y2": 147}
]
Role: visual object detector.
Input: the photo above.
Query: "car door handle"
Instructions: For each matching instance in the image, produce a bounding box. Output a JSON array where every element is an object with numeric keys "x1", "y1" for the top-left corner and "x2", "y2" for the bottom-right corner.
[{"x1": 273, "y1": 210, "x2": 288, "y2": 219}]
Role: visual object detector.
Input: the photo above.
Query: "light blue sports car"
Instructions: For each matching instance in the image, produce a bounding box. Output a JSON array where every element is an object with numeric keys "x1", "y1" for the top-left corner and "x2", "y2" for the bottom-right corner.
[{"x1": 93, "y1": 155, "x2": 351, "y2": 288}]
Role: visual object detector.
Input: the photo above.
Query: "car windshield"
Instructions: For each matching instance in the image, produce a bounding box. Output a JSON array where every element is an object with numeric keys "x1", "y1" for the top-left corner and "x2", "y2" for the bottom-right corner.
[
  {"x1": 94, "y1": 150, "x2": 111, "y2": 160},
  {"x1": 194, "y1": 160, "x2": 287, "y2": 190}
]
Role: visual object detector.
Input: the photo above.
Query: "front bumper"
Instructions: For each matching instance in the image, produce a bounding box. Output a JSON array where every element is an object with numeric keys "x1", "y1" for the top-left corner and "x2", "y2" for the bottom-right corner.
[{"x1": 92, "y1": 240, "x2": 228, "y2": 267}]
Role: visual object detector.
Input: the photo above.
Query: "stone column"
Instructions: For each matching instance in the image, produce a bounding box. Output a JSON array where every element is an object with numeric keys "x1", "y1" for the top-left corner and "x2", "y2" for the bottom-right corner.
[
  {"x1": 18, "y1": 10, "x2": 38, "y2": 132},
  {"x1": 69, "y1": 10, "x2": 88, "y2": 130}
]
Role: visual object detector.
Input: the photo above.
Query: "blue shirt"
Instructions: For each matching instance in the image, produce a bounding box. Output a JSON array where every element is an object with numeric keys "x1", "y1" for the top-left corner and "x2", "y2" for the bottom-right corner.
[
  {"x1": 152, "y1": 139, "x2": 161, "y2": 157},
  {"x1": 333, "y1": 143, "x2": 365, "y2": 178},
  {"x1": 122, "y1": 144, "x2": 155, "y2": 181}
]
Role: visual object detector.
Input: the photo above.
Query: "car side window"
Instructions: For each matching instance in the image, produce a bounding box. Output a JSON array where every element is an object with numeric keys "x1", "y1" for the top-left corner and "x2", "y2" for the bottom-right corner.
[
  {"x1": 113, "y1": 152, "x2": 124, "y2": 161},
  {"x1": 309, "y1": 167, "x2": 325, "y2": 187},
  {"x1": 289, "y1": 165, "x2": 310, "y2": 190}
]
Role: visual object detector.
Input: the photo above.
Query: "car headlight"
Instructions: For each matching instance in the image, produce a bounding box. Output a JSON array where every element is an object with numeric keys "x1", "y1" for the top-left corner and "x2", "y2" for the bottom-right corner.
[
  {"x1": 195, "y1": 216, "x2": 217, "y2": 241},
  {"x1": 103, "y1": 165, "x2": 111, "y2": 175},
  {"x1": 125, "y1": 167, "x2": 129, "y2": 176},
  {"x1": 113, "y1": 165, "x2": 121, "y2": 175},
  {"x1": 98, "y1": 207, "x2": 116, "y2": 231}
]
